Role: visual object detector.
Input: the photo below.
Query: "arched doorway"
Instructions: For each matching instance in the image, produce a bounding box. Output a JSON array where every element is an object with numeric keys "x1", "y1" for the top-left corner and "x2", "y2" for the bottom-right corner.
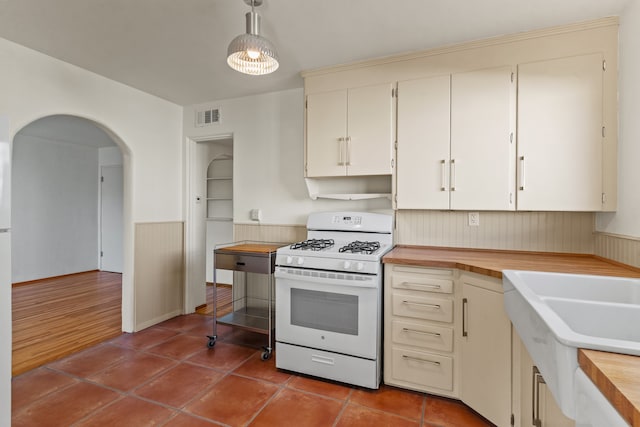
[{"x1": 10, "y1": 114, "x2": 130, "y2": 373}]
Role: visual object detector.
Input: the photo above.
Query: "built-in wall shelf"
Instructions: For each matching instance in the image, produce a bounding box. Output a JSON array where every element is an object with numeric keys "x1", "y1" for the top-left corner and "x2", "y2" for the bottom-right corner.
[{"x1": 207, "y1": 156, "x2": 233, "y2": 220}]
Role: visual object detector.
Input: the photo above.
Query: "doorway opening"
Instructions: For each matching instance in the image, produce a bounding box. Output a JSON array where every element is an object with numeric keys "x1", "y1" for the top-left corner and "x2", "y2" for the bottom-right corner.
[{"x1": 11, "y1": 114, "x2": 125, "y2": 374}]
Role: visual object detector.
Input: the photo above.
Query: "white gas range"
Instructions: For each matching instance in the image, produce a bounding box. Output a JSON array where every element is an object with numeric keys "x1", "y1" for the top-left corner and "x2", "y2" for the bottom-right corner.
[{"x1": 274, "y1": 211, "x2": 393, "y2": 389}]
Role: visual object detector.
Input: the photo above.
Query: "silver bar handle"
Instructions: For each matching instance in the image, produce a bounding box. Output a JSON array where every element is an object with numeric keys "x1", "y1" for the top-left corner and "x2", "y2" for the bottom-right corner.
[
  {"x1": 312, "y1": 355, "x2": 335, "y2": 366},
  {"x1": 345, "y1": 136, "x2": 351, "y2": 165},
  {"x1": 450, "y1": 158, "x2": 456, "y2": 191},
  {"x1": 337, "y1": 137, "x2": 345, "y2": 165},
  {"x1": 533, "y1": 366, "x2": 545, "y2": 427},
  {"x1": 462, "y1": 297, "x2": 468, "y2": 337},
  {"x1": 402, "y1": 300, "x2": 441, "y2": 310},
  {"x1": 402, "y1": 327, "x2": 441, "y2": 337},
  {"x1": 440, "y1": 159, "x2": 446, "y2": 191},
  {"x1": 519, "y1": 155, "x2": 526, "y2": 191},
  {"x1": 400, "y1": 281, "x2": 442, "y2": 290},
  {"x1": 402, "y1": 355, "x2": 441, "y2": 366}
]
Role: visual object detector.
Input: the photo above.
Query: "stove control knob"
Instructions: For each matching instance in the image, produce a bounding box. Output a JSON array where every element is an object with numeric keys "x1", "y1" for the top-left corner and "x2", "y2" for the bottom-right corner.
[
  {"x1": 296, "y1": 257, "x2": 304, "y2": 265},
  {"x1": 355, "y1": 262, "x2": 364, "y2": 271},
  {"x1": 286, "y1": 256, "x2": 293, "y2": 265},
  {"x1": 343, "y1": 261, "x2": 352, "y2": 270}
]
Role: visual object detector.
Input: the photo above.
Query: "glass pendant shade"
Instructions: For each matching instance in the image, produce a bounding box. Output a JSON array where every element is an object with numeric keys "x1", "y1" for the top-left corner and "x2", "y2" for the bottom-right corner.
[{"x1": 227, "y1": 10, "x2": 279, "y2": 75}]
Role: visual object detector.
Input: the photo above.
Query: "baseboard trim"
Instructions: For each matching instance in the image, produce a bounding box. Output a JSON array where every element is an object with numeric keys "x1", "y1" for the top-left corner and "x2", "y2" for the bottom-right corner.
[{"x1": 12, "y1": 269, "x2": 102, "y2": 288}]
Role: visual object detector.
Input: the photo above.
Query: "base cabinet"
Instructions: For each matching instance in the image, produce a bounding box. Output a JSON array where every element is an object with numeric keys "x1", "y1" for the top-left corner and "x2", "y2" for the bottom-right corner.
[
  {"x1": 384, "y1": 265, "x2": 459, "y2": 398},
  {"x1": 460, "y1": 272, "x2": 513, "y2": 427},
  {"x1": 515, "y1": 332, "x2": 575, "y2": 427}
]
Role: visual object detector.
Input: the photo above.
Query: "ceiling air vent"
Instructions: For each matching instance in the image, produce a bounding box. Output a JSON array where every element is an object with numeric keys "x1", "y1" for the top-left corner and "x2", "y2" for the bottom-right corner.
[{"x1": 195, "y1": 107, "x2": 221, "y2": 127}]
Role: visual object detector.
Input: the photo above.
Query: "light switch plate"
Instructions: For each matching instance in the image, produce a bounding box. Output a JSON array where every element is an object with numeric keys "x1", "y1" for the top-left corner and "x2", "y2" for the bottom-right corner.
[{"x1": 250, "y1": 209, "x2": 262, "y2": 221}]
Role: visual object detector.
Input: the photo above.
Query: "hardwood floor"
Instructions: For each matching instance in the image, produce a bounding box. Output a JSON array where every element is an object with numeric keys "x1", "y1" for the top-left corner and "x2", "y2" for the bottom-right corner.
[
  {"x1": 12, "y1": 271, "x2": 123, "y2": 376},
  {"x1": 12, "y1": 273, "x2": 232, "y2": 376}
]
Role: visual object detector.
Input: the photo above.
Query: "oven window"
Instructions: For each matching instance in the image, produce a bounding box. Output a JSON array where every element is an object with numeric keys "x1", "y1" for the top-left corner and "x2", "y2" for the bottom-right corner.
[{"x1": 290, "y1": 288, "x2": 358, "y2": 335}]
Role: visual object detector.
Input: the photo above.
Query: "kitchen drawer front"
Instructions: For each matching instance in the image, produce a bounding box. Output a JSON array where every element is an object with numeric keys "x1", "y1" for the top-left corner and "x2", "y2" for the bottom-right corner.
[
  {"x1": 389, "y1": 347, "x2": 454, "y2": 391},
  {"x1": 391, "y1": 272, "x2": 454, "y2": 294},
  {"x1": 392, "y1": 292, "x2": 454, "y2": 323},
  {"x1": 215, "y1": 252, "x2": 274, "y2": 274},
  {"x1": 391, "y1": 319, "x2": 454, "y2": 352}
]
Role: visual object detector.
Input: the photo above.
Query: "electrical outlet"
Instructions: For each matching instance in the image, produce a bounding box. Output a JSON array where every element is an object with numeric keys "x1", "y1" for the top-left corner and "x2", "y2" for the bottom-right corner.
[{"x1": 468, "y1": 212, "x2": 480, "y2": 226}]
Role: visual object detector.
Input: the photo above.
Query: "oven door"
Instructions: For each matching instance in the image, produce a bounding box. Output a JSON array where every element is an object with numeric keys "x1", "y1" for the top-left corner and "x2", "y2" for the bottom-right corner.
[{"x1": 275, "y1": 266, "x2": 380, "y2": 359}]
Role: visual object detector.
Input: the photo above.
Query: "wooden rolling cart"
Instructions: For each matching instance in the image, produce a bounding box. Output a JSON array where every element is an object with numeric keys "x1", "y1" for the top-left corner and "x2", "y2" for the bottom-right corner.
[{"x1": 206, "y1": 241, "x2": 283, "y2": 360}]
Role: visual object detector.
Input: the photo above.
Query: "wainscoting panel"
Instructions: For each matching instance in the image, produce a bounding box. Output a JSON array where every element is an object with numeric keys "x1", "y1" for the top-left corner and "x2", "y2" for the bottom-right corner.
[
  {"x1": 595, "y1": 232, "x2": 640, "y2": 269},
  {"x1": 234, "y1": 223, "x2": 306, "y2": 245},
  {"x1": 396, "y1": 211, "x2": 595, "y2": 253},
  {"x1": 134, "y1": 222, "x2": 184, "y2": 330}
]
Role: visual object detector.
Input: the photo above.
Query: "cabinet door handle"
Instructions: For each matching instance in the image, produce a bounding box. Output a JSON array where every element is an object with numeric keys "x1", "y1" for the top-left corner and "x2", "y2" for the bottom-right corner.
[
  {"x1": 400, "y1": 281, "x2": 442, "y2": 290},
  {"x1": 533, "y1": 366, "x2": 545, "y2": 427},
  {"x1": 450, "y1": 159, "x2": 456, "y2": 191},
  {"x1": 337, "y1": 137, "x2": 345, "y2": 165},
  {"x1": 402, "y1": 300, "x2": 441, "y2": 309},
  {"x1": 462, "y1": 297, "x2": 468, "y2": 337},
  {"x1": 345, "y1": 136, "x2": 351, "y2": 165},
  {"x1": 402, "y1": 355, "x2": 441, "y2": 366},
  {"x1": 440, "y1": 159, "x2": 447, "y2": 191},
  {"x1": 402, "y1": 327, "x2": 441, "y2": 337},
  {"x1": 519, "y1": 155, "x2": 526, "y2": 191}
]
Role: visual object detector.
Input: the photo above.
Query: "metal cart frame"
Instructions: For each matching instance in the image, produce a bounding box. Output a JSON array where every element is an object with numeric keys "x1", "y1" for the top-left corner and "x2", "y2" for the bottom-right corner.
[{"x1": 206, "y1": 241, "x2": 280, "y2": 360}]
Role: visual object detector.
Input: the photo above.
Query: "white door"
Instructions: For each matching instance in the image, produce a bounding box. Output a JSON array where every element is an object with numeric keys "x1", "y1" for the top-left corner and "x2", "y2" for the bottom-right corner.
[
  {"x1": 517, "y1": 53, "x2": 603, "y2": 211},
  {"x1": 450, "y1": 66, "x2": 516, "y2": 210},
  {"x1": 305, "y1": 90, "x2": 348, "y2": 177},
  {"x1": 396, "y1": 75, "x2": 451, "y2": 209},
  {"x1": 346, "y1": 83, "x2": 394, "y2": 176},
  {"x1": 100, "y1": 165, "x2": 123, "y2": 273}
]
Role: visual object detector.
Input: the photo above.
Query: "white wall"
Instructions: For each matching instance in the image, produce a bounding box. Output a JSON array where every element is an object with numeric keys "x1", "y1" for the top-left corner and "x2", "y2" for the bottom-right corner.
[
  {"x1": 596, "y1": 1, "x2": 640, "y2": 238},
  {"x1": 184, "y1": 88, "x2": 391, "y2": 226},
  {"x1": 12, "y1": 134, "x2": 100, "y2": 282},
  {"x1": 0, "y1": 37, "x2": 183, "y2": 424}
]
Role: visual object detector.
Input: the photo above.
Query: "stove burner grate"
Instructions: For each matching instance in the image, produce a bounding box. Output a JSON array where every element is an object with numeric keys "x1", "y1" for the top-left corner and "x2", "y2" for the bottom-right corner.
[
  {"x1": 290, "y1": 238, "x2": 335, "y2": 251},
  {"x1": 338, "y1": 240, "x2": 381, "y2": 255}
]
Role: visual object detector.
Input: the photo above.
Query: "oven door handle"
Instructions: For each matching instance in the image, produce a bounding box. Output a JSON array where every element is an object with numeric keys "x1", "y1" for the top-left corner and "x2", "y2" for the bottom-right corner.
[{"x1": 275, "y1": 268, "x2": 379, "y2": 289}]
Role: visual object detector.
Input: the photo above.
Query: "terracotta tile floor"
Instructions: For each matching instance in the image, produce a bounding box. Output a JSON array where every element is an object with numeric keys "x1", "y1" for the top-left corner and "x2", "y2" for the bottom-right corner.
[{"x1": 12, "y1": 314, "x2": 494, "y2": 427}]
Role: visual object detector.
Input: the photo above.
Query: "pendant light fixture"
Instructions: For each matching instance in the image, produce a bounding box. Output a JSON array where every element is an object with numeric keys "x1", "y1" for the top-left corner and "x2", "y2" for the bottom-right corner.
[{"x1": 227, "y1": 0, "x2": 279, "y2": 75}]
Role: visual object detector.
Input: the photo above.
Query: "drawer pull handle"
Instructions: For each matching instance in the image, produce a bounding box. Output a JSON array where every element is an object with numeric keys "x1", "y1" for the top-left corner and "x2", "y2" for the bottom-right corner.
[
  {"x1": 402, "y1": 301, "x2": 441, "y2": 310},
  {"x1": 236, "y1": 262, "x2": 246, "y2": 266},
  {"x1": 311, "y1": 355, "x2": 335, "y2": 366},
  {"x1": 402, "y1": 328, "x2": 441, "y2": 337},
  {"x1": 401, "y1": 281, "x2": 442, "y2": 290},
  {"x1": 402, "y1": 355, "x2": 441, "y2": 366}
]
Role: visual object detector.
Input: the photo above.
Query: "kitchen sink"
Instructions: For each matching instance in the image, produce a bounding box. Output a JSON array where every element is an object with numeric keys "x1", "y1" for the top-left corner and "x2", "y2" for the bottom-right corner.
[{"x1": 503, "y1": 270, "x2": 640, "y2": 419}]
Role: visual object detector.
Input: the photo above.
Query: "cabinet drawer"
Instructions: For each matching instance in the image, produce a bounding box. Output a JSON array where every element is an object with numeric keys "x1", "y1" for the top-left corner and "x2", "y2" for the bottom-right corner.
[
  {"x1": 391, "y1": 272, "x2": 454, "y2": 294},
  {"x1": 392, "y1": 319, "x2": 454, "y2": 352},
  {"x1": 390, "y1": 347, "x2": 454, "y2": 391},
  {"x1": 392, "y1": 293, "x2": 454, "y2": 323},
  {"x1": 215, "y1": 252, "x2": 274, "y2": 274}
]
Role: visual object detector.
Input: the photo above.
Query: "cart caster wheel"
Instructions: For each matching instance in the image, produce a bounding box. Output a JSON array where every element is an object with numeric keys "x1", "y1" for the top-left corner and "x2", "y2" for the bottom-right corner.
[
  {"x1": 207, "y1": 338, "x2": 216, "y2": 349},
  {"x1": 260, "y1": 351, "x2": 271, "y2": 361}
]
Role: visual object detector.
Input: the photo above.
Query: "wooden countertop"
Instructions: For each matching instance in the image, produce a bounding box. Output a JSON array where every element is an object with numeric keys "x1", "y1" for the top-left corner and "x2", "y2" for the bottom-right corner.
[
  {"x1": 383, "y1": 245, "x2": 640, "y2": 425},
  {"x1": 579, "y1": 349, "x2": 640, "y2": 426},
  {"x1": 215, "y1": 242, "x2": 284, "y2": 255},
  {"x1": 383, "y1": 245, "x2": 640, "y2": 279}
]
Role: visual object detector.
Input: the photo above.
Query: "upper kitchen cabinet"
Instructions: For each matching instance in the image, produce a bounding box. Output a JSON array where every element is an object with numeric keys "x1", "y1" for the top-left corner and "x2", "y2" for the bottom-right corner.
[
  {"x1": 396, "y1": 66, "x2": 515, "y2": 210},
  {"x1": 305, "y1": 83, "x2": 394, "y2": 178},
  {"x1": 517, "y1": 54, "x2": 609, "y2": 211}
]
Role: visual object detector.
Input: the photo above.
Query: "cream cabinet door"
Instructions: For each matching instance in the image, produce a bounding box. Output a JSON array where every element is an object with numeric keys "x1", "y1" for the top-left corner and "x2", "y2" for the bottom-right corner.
[
  {"x1": 460, "y1": 274, "x2": 512, "y2": 427},
  {"x1": 396, "y1": 75, "x2": 451, "y2": 209},
  {"x1": 517, "y1": 53, "x2": 603, "y2": 211},
  {"x1": 450, "y1": 66, "x2": 516, "y2": 210},
  {"x1": 346, "y1": 83, "x2": 394, "y2": 176},
  {"x1": 516, "y1": 334, "x2": 575, "y2": 427},
  {"x1": 305, "y1": 90, "x2": 348, "y2": 177}
]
